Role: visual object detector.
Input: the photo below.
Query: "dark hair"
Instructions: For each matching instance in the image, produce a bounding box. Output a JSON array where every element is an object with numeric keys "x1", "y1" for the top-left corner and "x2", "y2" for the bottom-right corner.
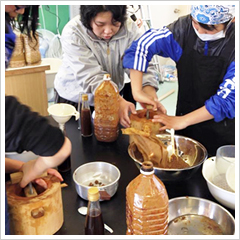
[
  {"x1": 19, "y1": 5, "x2": 39, "y2": 41},
  {"x1": 80, "y1": 5, "x2": 127, "y2": 30},
  {"x1": 191, "y1": 15, "x2": 231, "y2": 31},
  {"x1": 198, "y1": 19, "x2": 231, "y2": 31},
  {"x1": 5, "y1": 5, "x2": 39, "y2": 42}
]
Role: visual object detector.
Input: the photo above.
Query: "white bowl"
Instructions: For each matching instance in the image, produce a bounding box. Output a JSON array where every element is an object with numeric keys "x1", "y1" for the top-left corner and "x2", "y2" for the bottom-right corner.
[
  {"x1": 5, "y1": 151, "x2": 38, "y2": 162},
  {"x1": 202, "y1": 157, "x2": 235, "y2": 210},
  {"x1": 226, "y1": 163, "x2": 235, "y2": 192}
]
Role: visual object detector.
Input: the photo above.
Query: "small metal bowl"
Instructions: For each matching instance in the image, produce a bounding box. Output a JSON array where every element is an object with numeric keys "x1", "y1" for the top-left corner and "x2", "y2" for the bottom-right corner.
[
  {"x1": 73, "y1": 161, "x2": 120, "y2": 201},
  {"x1": 128, "y1": 134, "x2": 207, "y2": 182},
  {"x1": 168, "y1": 196, "x2": 235, "y2": 235}
]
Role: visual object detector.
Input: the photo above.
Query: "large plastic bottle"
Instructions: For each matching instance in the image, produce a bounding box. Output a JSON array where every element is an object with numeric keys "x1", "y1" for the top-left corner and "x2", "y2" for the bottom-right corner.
[
  {"x1": 126, "y1": 161, "x2": 169, "y2": 235},
  {"x1": 94, "y1": 74, "x2": 120, "y2": 142}
]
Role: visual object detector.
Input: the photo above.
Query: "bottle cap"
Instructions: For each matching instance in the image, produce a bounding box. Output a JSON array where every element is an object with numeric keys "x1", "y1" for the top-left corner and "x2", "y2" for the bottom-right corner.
[
  {"x1": 82, "y1": 94, "x2": 88, "y2": 101},
  {"x1": 88, "y1": 187, "x2": 100, "y2": 201},
  {"x1": 140, "y1": 161, "x2": 154, "y2": 175},
  {"x1": 103, "y1": 73, "x2": 111, "y2": 80}
]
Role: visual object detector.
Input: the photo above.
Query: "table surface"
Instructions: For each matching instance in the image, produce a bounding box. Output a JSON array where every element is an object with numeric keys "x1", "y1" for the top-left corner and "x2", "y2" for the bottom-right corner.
[{"x1": 53, "y1": 117, "x2": 235, "y2": 235}]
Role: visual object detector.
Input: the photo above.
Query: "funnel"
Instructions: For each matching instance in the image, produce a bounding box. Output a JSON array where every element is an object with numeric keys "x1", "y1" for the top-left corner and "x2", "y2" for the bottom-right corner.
[{"x1": 48, "y1": 103, "x2": 79, "y2": 131}]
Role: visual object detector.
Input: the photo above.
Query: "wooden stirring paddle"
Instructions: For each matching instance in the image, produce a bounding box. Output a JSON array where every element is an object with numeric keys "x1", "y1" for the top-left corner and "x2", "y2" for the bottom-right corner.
[
  {"x1": 10, "y1": 171, "x2": 48, "y2": 197},
  {"x1": 146, "y1": 105, "x2": 153, "y2": 119}
]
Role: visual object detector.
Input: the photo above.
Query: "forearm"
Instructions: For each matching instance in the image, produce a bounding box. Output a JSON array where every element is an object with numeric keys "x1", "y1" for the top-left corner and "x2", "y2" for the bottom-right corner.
[
  {"x1": 5, "y1": 158, "x2": 24, "y2": 173},
  {"x1": 119, "y1": 95, "x2": 126, "y2": 104},
  {"x1": 18, "y1": 137, "x2": 71, "y2": 188},
  {"x1": 34, "y1": 137, "x2": 72, "y2": 172},
  {"x1": 183, "y1": 106, "x2": 214, "y2": 127},
  {"x1": 142, "y1": 85, "x2": 158, "y2": 100},
  {"x1": 130, "y1": 69, "x2": 143, "y2": 97},
  {"x1": 153, "y1": 106, "x2": 214, "y2": 131}
]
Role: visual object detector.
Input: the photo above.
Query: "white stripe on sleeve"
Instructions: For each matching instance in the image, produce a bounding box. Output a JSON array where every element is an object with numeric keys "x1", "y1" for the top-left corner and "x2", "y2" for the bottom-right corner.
[{"x1": 133, "y1": 28, "x2": 172, "y2": 71}]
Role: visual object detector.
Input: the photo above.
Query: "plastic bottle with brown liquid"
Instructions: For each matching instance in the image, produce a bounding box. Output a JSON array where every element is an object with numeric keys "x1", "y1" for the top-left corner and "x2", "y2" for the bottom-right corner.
[
  {"x1": 126, "y1": 161, "x2": 169, "y2": 235},
  {"x1": 94, "y1": 74, "x2": 120, "y2": 142}
]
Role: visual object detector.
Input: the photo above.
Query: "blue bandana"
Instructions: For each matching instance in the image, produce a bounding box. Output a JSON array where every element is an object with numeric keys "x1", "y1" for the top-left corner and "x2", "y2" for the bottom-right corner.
[{"x1": 191, "y1": 5, "x2": 235, "y2": 25}]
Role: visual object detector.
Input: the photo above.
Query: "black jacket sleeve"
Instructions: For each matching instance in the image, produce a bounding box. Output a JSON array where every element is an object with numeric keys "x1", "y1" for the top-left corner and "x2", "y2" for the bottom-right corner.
[{"x1": 5, "y1": 96, "x2": 65, "y2": 156}]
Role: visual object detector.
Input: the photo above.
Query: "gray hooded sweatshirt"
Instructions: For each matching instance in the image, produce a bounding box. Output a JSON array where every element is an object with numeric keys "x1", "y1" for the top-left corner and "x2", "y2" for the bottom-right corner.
[{"x1": 54, "y1": 15, "x2": 159, "y2": 106}]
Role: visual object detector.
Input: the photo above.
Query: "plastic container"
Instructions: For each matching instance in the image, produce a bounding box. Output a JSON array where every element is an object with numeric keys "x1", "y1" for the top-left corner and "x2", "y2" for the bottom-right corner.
[
  {"x1": 94, "y1": 74, "x2": 120, "y2": 142},
  {"x1": 85, "y1": 187, "x2": 104, "y2": 235},
  {"x1": 126, "y1": 161, "x2": 169, "y2": 235}
]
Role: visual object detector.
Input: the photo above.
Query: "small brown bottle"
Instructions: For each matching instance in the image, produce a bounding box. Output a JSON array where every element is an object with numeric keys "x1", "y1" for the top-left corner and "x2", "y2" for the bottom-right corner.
[
  {"x1": 85, "y1": 187, "x2": 104, "y2": 235},
  {"x1": 81, "y1": 94, "x2": 92, "y2": 137}
]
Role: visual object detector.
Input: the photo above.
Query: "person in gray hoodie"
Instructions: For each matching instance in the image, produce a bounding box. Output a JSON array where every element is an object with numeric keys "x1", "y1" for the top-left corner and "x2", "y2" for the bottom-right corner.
[{"x1": 54, "y1": 5, "x2": 165, "y2": 127}]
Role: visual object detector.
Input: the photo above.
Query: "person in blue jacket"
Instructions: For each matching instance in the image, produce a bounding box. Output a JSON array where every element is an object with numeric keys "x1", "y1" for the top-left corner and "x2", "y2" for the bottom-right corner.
[{"x1": 123, "y1": 5, "x2": 235, "y2": 156}]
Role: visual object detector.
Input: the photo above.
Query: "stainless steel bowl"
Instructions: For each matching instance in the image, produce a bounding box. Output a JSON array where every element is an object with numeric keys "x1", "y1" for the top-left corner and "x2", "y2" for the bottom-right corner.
[
  {"x1": 168, "y1": 196, "x2": 235, "y2": 235},
  {"x1": 128, "y1": 134, "x2": 208, "y2": 182},
  {"x1": 73, "y1": 161, "x2": 120, "y2": 201}
]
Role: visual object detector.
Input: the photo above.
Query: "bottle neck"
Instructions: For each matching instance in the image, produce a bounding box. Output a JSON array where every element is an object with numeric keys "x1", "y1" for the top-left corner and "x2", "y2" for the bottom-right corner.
[
  {"x1": 82, "y1": 100, "x2": 90, "y2": 110},
  {"x1": 140, "y1": 168, "x2": 154, "y2": 175},
  {"x1": 87, "y1": 200, "x2": 101, "y2": 215}
]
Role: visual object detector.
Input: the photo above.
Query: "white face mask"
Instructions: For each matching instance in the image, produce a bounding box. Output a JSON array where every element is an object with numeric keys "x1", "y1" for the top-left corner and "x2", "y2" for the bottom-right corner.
[
  {"x1": 192, "y1": 24, "x2": 225, "y2": 41},
  {"x1": 192, "y1": 19, "x2": 233, "y2": 41}
]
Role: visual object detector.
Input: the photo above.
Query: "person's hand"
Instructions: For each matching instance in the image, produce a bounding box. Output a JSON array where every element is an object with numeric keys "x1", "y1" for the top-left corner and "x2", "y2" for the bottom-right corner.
[
  {"x1": 133, "y1": 89, "x2": 159, "y2": 110},
  {"x1": 34, "y1": 168, "x2": 63, "y2": 189},
  {"x1": 152, "y1": 114, "x2": 188, "y2": 131},
  {"x1": 152, "y1": 106, "x2": 214, "y2": 131},
  {"x1": 19, "y1": 159, "x2": 63, "y2": 188},
  {"x1": 136, "y1": 18, "x2": 143, "y2": 28},
  {"x1": 134, "y1": 90, "x2": 167, "y2": 114},
  {"x1": 119, "y1": 97, "x2": 137, "y2": 128},
  {"x1": 140, "y1": 100, "x2": 166, "y2": 114}
]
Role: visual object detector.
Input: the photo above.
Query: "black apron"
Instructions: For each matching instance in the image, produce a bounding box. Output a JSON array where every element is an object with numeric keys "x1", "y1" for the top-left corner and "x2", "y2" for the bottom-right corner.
[{"x1": 175, "y1": 31, "x2": 235, "y2": 157}]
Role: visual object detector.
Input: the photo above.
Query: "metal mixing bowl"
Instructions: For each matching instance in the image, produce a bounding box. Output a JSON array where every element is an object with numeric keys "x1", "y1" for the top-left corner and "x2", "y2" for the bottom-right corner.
[
  {"x1": 73, "y1": 161, "x2": 120, "y2": 201},
  {"x1": 168, "y1": 196, "x2": 235, "y2": 235},
  {"x1": 128, "y1": 134, "x2": 208, "y2": 182}
]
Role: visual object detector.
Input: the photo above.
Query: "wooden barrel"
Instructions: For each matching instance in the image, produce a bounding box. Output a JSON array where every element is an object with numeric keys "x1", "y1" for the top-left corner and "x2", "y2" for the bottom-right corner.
[{"x1": 6, "y1": 175, "x2": 63, "y2": 235}]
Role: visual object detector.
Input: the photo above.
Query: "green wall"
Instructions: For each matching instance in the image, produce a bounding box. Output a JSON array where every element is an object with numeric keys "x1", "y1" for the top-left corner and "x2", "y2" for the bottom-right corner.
[{"x1": 38, "y1": 5, "x2": 70, "y2": 34}]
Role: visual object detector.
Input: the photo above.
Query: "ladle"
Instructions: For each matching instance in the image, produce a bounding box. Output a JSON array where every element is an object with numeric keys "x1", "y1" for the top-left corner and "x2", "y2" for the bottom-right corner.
[
  {"x1": 166, "y1": 128, "x2": 175, "y2": 157},
  {"x1": 78, "y1": 206, "x2": 113, "y2": 233},
  {"x1": 146, "y1": 105, "x2": 152, "y2": 119}
]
